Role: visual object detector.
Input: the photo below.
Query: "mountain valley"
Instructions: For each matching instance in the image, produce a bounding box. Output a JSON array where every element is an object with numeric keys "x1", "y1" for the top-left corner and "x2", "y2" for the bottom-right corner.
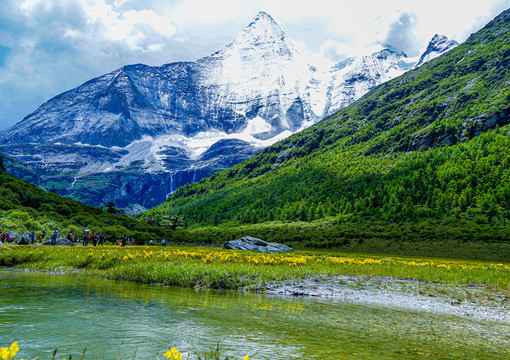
[{"x1": 0, "y1": 12, "x2": 457, "y2": 210}]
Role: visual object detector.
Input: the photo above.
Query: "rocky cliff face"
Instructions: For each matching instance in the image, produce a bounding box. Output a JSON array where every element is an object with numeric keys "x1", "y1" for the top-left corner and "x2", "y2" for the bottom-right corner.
[{"x1": 0, "y1": 12, "x2": 457, "y2": 210}]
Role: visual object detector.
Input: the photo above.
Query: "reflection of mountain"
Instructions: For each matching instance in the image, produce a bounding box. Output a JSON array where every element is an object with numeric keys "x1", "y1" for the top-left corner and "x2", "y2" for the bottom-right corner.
[{"x1": 0, "y1": 12, "x2": 457, "y2": 210}]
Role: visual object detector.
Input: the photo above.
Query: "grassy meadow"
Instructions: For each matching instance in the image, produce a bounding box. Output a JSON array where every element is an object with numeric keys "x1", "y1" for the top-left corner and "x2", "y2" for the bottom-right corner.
[{"x1": 1, "y1": 245, "x2": 508, "y2": 293}]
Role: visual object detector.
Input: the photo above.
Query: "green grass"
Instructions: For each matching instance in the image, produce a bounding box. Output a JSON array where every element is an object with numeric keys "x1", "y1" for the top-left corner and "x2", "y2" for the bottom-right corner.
[{"x1": 1, "y1": 245, "x2": 508, "y2": 293}]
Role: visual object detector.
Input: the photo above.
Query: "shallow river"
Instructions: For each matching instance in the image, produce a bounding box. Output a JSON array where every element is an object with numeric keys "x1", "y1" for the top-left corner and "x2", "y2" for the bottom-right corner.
[{"x1": 1, "y1": 268, "x2": 509, "y2": 359}]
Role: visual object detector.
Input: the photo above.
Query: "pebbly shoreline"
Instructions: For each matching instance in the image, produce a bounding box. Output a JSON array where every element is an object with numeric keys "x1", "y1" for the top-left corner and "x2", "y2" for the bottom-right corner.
[{"x1": 265, "y1": 274, "x2": 510, "y2": 323}]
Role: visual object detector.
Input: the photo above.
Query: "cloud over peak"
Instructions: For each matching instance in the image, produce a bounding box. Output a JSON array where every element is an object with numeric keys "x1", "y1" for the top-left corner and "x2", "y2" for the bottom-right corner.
[{"x1": 383, "y1": 12, "x2": 420, "y2": 57}]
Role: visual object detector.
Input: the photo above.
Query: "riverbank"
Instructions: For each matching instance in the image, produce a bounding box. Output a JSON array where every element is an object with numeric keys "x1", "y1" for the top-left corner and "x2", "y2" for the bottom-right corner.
[
  {"x1": 266, "y1": 274, "x2": 510, "y2": 323},
  {"x1": 1, "y1": 245, "x2": 509, "y2": 323}
]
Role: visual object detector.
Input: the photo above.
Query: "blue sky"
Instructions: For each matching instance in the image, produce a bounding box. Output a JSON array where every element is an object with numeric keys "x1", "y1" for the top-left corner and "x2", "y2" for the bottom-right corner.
[{"x1": 0, "y1": 0, "x2": 509, "y2": 130}]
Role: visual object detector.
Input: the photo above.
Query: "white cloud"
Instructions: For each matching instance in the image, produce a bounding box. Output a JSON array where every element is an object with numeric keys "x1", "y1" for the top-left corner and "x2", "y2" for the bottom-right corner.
[
  {"x1": 0, "y1": 0, "x2": 187, "y2": 129},
  {"x1": 291, "y1": 40, "x2": 334, "y2": 70},
  {"x1": 20, "y1": 0, "x2": 176, "y2": 50},
  {"x1": 383, "y1": 12, "x2": 420, "y2": 56},
  {"x1": 169, "y1": 0, "x2": 249, "y2": 26}
]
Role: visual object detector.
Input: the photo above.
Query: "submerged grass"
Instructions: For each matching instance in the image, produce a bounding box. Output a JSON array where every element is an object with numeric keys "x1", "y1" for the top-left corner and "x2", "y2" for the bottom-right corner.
[{"x1": 0, "y1": 245, "x2": 508, "y2": 293}]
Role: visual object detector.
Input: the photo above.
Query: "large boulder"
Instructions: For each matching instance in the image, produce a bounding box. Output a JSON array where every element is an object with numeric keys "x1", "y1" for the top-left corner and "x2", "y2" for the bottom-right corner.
[
  {"x1": 223, "y1": 236, "x2": 293, "y2": 253},
  {"x1": 16, "y1": 235, "x2": 30, "y2": 245},
  {"x1": 41, "y1": 238, "x2": 76, "y2": 246},
  {"x1": 15, "y1": 231, "x2": 34, "y2": 245}
]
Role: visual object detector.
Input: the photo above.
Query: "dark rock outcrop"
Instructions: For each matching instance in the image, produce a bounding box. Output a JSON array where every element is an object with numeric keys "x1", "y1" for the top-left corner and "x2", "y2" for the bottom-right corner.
[{"x1": 223, "y1": 236, "x2": 293, "y2": 253}]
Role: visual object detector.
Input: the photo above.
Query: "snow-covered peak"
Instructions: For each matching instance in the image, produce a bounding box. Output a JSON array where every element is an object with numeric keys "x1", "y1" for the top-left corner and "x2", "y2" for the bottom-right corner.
[
  {"x1": 191, "y1": 10, "x2": 318, "y2": 138},
  {"x1": 414, "y1": 34, "x2": 459, "y2": 68},
  {"x1": 0, "y1": 11, "x2": 462, "y2": 210},
  {"x1": 240, "y1": 11, "x2": 287, "y2": 43},
  {"x1": 203, "y1": 10, "x2": 298, "y2": 63},
  {"x1": 251, "y1": 11, "x2": 281, "y2": 29},
  {"x1": 378, "y1": 43, "x2": 407, "y2": 56},
  {"x1": 429, "y1": 34, "x2": 457, "y2": 49}
]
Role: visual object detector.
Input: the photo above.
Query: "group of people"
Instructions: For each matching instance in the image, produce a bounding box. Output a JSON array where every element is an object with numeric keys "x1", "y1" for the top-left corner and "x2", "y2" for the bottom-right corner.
[
  {"x1": 1, "y1": 231, "x2": 12, "y2": 243},
  {"x1": 120, "y1": 235, "x2": 136, "y2": 247},
  {"x1": 1, "y1": 230, "x2": 172, "y2": 247},
  {"x1": 49, "y1": 229, "x2": 106, "y2": 246},
  {"x1": 147, "y1": 239, "x2": 167, "y2": 246}
]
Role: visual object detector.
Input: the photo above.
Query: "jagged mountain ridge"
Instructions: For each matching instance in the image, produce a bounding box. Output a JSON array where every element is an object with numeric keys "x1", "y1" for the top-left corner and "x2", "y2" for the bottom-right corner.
[
  {"x1": 0, "y1": 11, "x2": 457, "y2": 210},
  {"x1": 327, "y1": 47, "x2": 416, "y2": 115}
]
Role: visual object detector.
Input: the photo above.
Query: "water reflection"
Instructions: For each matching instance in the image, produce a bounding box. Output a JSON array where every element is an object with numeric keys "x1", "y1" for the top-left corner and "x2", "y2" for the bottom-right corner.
[{"x1": 1, "y1": 268, "x2": 509, "y2": 359}]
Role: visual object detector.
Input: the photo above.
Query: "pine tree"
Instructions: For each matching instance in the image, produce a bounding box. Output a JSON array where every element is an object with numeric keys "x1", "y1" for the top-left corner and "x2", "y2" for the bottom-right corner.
[{"x1": 107, "y1": 202, "x2": 116, "y2": 214}]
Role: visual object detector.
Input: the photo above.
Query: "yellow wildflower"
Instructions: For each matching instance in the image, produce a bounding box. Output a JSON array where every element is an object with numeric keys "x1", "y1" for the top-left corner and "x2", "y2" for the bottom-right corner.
[
  {"x1": 244, "y1": 355, "x2": 250, "y2": 360},
  {"x1": 163, "y1": 347, "x2": 182, "y2": 360},
  {"x1": 0, "y1": 341, "x2": 19, "y2": 360}
]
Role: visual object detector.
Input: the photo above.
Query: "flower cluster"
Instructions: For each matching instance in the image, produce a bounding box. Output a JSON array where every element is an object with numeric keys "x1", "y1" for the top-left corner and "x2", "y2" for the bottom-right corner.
[
  {"x1": 163, "y1": 347, "x2": 249, "y2": 359},
  {"x1": 0, "y1": 342, "x2": 19, "y2": 360},
  {"x1": 83, "y1": 247, "x2": 311, "y2": 267},
  {"x1": 2, "y1": 245, "x2": 509, "y2": 274},
  {"x1": 163, "y1": 347, "x2": 182, "y2": 359},
  {"x1": 1, "y1": 342, "x2": 250, "y2": 360}
]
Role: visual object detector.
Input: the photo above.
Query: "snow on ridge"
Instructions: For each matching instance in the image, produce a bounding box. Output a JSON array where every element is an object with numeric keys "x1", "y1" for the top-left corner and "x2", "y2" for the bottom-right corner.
[
  {"x1": 107, "y1": 114, "x2": 299, "y2": 175},
  {"x1": 1, "y1": 13, "x2": 455, "y2": 154}
]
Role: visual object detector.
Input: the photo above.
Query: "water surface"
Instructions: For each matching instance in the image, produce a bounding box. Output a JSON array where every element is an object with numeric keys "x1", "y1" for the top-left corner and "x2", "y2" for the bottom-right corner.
[{"x1": 1, "y1": 268, "x2": 509, "y2": 359}]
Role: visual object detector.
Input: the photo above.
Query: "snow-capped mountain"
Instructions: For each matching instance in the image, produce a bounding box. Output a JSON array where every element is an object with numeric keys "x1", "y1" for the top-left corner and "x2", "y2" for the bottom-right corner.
[
  {"x1": 2, "y1": 12, "x2": 320, "y2": 149},
  {"x1": 0, "y1": 12, "x2": 457, "y2": 210},
  {"x1": 327, "y1": 47, "x2": 416, "y2": 115},
  {"x1": 414, "y1": 34, "x2": 459, "y2": 68}
]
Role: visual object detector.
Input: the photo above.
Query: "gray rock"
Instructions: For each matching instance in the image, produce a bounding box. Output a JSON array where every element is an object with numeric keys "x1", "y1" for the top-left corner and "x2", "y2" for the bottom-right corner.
[
  {"x1": 41, "y1": 238, "x2": 76, "y2": 246},
  {"x1": 223, "y1": 236, "x2": 293, "y2": 253},
  {"x1": 15, "y1": 231, "x2": 35, "y2": 245},
  {"x1": 16, "y1": 236, "x2": 30, "y2": 245},
  {"x1": 0, "y1": 232, "x2": 28, "y2": 245}
]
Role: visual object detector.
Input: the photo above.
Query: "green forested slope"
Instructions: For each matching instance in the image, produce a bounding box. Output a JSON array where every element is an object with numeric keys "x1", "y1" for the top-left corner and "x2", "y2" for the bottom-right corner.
[
  {"x1": 143, "y1": 8, "x2": 510, "y2": 251},
  {"x1": 153, "y1": 130, "x2": 510, "y2": 224}
]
